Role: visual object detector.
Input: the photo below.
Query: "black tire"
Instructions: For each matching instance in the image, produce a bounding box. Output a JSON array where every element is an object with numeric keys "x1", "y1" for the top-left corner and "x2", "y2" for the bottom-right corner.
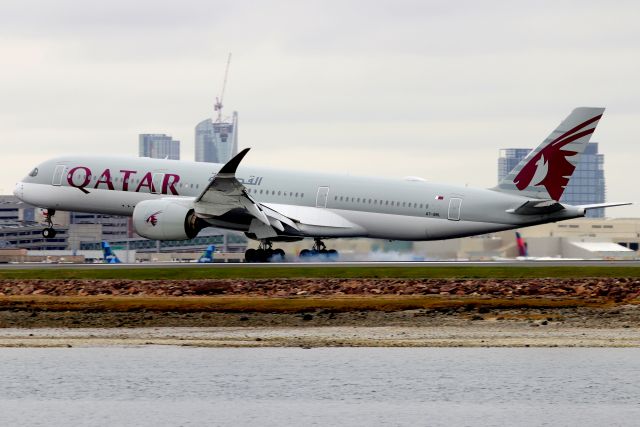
[
  {"x1": 265, "y1": 249, "x2": 274, "y2": 262},
  {"x1": 299, "y1": 249, "x2": 310, "y2": 258},
  {"x1": 245, "y1": 249, "x2": 256, "y2": 263},
  {"x1": 274, "y1": 248, "x2": 285, "y2": 259},
  {"x1": 42, "y1": 228, "x2": 56, "y2": 239},
  {"x1": 255, "y1": 249, "x2": 266, "y2": 262},
  {"x1": 327, "y1": 249, "x2": 338, "y2": 259}
]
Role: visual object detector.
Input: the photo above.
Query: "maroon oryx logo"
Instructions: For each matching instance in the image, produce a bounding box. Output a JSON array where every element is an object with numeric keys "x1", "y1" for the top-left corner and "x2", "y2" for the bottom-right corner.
[
  {"x1": 145, "y1": 210, "x2": 162, "y2": 227},
  {"x1": 513, "y1": 114, "x2": 601, "y2": 201}
]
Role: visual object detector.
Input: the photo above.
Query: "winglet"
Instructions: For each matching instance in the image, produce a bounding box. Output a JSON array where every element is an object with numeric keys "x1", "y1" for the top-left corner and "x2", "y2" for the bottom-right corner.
[{"x1": 219, "y1": 148, "x2": 250, "y2": 175}]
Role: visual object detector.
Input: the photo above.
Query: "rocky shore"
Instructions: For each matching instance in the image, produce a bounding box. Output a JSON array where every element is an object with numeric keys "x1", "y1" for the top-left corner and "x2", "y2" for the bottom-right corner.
[
  {"x1": 0, "y1": 277, "x2": 638, "y2": 346},
  {"x1": 1, "y1": 277, "x2": 639, "y2": 300}
]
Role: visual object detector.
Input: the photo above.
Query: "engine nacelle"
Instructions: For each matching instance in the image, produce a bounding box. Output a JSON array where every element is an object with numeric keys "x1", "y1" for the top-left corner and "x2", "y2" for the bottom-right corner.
[{"x1": 132, "y1": 199, "x2": 206, "y2": 241}]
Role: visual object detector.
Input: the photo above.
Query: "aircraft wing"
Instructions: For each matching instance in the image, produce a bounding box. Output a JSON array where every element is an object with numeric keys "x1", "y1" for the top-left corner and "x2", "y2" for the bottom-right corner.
[{"x1": 192, "y1": 148, "x2": 360, "y2": 239}]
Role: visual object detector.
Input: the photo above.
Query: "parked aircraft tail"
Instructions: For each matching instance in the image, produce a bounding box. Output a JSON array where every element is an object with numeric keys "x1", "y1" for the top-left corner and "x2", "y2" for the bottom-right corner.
[
  {"x1": 495, "y1": 107, "x2": 604, "y2": 201},
  {"x1": 101, "y1": 241, "x2": 122, "y2": 264},
  {"x1": 197, "y1": 244, "x2": 215, "y2": 263},
  {"x1": 515, "y1": 232, "x2": 528, "y2": 257}
]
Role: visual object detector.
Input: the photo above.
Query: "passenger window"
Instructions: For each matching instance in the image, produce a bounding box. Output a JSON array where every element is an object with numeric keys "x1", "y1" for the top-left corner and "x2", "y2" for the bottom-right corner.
[
  {"x1": 278, "y1": 191, "x2": 281, "y2": 196},
  {"x1": 391, "y1": 201, "x2": 394, "y2": 206},
  {"x1": 301, "y1": 193, "x2": 304, "y2": 197},
  {"x1": 357, "y1": 198, "x2": 360, "y2": 203},
  {"x1": 260, "y1": 189, "x2": 263, "y2": 194}
]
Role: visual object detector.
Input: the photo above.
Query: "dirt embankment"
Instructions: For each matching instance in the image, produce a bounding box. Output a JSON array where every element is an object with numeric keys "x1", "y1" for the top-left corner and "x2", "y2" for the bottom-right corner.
[{"x1": 0, "y1": 277, "x2": 638, "y2": 329}]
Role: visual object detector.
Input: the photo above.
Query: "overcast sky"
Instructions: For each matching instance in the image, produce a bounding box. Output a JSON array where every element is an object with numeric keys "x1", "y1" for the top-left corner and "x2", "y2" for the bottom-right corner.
[{"x1": 1, "y1": 0, "x2": 638, "y2": 216}]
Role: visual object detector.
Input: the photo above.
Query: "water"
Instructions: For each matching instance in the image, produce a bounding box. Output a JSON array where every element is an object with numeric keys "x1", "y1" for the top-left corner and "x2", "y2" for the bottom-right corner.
[{"x1": 0, "y1": 347, "x2": 638, "y2": 426}]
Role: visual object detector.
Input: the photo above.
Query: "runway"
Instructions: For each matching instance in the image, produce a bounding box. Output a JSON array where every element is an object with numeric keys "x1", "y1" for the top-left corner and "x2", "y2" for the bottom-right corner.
[{"x1": 1, "y1": 260, "x2": 639, "y2": 269}]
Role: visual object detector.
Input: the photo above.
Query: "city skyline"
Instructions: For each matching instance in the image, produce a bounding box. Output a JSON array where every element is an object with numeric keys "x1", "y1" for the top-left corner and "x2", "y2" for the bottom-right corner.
[
  {"x1": 0, "y1": 1, "x2": 638, "y2": 217},
  {"x1": 139, "y1": 133, "x2": 180, "y2": 160},
  {"x1": 195, "y1": 111, "x2": 239, "y2": 164}
]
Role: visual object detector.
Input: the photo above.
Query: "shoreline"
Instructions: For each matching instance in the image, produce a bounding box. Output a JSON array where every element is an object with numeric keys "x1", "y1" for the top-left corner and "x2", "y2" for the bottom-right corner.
[
  {"x1": 1, "y1": 324, "x2": 640, "y2": 348},
  {"x1": 1, "y1": 276, "x2": 638, "y2": 348}
]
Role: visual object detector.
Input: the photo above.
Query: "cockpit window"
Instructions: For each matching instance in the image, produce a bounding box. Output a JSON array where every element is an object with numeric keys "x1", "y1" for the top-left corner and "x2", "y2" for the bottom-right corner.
[{"x1": 28, "y1": 167, "x2": 38, "y2": 177}]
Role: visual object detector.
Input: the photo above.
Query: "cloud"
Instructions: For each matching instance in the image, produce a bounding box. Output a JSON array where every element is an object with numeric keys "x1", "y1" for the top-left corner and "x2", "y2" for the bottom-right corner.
[{"x1": 0, "y1": 0, "x2": 638, "y2": 215}]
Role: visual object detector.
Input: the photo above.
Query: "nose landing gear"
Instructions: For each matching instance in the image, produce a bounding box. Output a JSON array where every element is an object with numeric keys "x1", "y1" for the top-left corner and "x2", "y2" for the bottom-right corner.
[
  {"x1": 41, "y1": 209, "x2": 57, "y2": 239},
  {"x1": 244, "y1": 240, "x2": 286, "y2": 263},
  {"x1": 299, "y1": 238, "x2": 339, "y2": 260}
]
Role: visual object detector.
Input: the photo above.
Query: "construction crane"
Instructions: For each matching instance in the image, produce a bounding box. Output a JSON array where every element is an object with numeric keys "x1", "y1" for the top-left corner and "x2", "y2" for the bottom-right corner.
[{"x1": 214, "y1": 53, "x2": 232, "y2": 123}]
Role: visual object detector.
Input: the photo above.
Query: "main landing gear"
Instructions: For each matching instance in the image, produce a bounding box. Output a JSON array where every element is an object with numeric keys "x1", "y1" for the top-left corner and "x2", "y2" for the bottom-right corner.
[
  {"x1": 244, "y1": 240, "x2": 286, "y2": 263},
  {"x1": 299, "y1": 238, "x2": 339, "y2": 260},
  {"x1": 41, "y1": 209, "x2": 57, "y2": 239}
]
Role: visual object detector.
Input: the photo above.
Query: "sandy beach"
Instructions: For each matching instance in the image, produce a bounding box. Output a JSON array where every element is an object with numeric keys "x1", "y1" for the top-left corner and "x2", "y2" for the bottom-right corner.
[{"x1": 1, "y1": 323, "x2": 639, "y2": 348}]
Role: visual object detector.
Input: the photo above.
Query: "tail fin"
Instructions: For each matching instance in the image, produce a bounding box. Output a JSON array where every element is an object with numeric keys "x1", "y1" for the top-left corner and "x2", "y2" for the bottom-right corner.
[
  {"x1": 101, "y1": 241, "x2": 122, "y2": 264},
  {"x1": 495, "y1": 107, "x2": 605, "y2": 200},
  {"x1": 515, "y1": 232, "x2": 528, "y2": 257},
  {"x1": 197, "y1": 244, "x2": 215, "y2": 263}
]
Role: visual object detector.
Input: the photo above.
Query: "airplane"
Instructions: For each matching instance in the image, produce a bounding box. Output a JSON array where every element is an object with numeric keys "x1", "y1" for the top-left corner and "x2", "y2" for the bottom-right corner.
[
  {"x1": 13, "y1": 107, "x2": 630, "y2": 263},
  {"x1": 515, "y1": 232, "x2": 528, "y2": 257},
  {"x1": 101, "y1": 241, "x2": 122, "y2": 264},
  {"x1": 197, "y1": 244, "x2": 215, "y2": 263}
]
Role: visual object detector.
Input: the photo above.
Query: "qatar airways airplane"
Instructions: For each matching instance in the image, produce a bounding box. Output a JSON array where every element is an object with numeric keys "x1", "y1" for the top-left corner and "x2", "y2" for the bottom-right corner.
[{"x1": 13, "y1": 107, "x2": 629, "y2": 262}]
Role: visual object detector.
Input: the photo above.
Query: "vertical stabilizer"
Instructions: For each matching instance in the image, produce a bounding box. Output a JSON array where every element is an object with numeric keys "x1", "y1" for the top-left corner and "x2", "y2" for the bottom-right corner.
[
  {"x1": 101, "y1": 241, "x2": 122, "y2": 264},
  {"x1": 495, "y1": 107, "x2": 604, "y2": 200}
]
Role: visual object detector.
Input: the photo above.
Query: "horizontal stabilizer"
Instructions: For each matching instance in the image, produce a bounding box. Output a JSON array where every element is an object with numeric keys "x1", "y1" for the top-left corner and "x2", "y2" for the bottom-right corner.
[
  {"x1": 507, "y1": 200, "x2": 565, "y2": 215},
  {"x1": 577, "y1": 202, "x2": 632, "y2": 210}
]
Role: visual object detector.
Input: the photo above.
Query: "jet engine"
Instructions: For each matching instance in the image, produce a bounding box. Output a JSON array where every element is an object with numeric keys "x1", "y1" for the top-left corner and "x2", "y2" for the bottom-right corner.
[{"x1": 132, "y1": 199, "x2": 207, "y2": 240}]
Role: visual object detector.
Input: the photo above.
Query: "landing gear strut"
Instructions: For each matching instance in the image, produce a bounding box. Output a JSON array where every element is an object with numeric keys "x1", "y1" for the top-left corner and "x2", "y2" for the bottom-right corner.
[
  {"x1": 41, "y1": 209, "x2": 57, "y2": 239},
  {"x1": 299, "y1": 238, "x2": 339, "y2": 260},
  {"x1": 244, "y1": 240, "x2": 286, "y2": 263}
]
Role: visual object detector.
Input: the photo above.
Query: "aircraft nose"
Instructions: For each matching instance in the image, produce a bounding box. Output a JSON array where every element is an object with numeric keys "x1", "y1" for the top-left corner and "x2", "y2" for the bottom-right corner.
[{"x1": 13, "y1": 182, "x2": 23, "y2": 199}]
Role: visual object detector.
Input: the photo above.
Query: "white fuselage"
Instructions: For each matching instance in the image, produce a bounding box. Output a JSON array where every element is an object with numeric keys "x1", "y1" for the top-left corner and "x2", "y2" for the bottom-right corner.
[{"x1": 14, "y1": 155, "x2": 584, "y2": 241}]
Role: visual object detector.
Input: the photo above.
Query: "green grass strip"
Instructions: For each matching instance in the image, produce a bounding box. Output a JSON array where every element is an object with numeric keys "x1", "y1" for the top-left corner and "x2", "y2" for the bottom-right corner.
[{"x1": 0, "y1": 265, "x2": 638, "y2": 280}]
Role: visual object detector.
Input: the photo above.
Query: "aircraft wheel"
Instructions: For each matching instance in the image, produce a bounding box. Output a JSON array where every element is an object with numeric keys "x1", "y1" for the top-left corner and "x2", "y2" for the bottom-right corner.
[
  {"x1": 255, "y1": 248, "x2": 268, "y2": 262},
  {"x1": 327, "y1": 249, "x2": 339, "y2": 260},
  {"x1": 273, "y1": 248, "x2": 285, "y2": 261},
  {"x1": 42, "y1": 228, "x2": 57, "y2": 239},
  {"x1": 299, "y1": 249, "x2": 310, "y2": 258},
  {"x1": 245, "y1": 248, "x2": 257, "y2": 263},
  {"x1": 265, "y1": 249, "x2": 274, "y2": 262}
]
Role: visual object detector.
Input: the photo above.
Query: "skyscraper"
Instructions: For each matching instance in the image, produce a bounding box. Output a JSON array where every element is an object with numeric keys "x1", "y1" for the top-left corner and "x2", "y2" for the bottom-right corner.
[
  {"x1": 497, "y1": 148, "x2": 532, "y2": 183},
  {"x1": 195, "y1": 111, "x2": 238, "y2": 164},
  {"x1": 497, "y1": 143, "x2": 606, "y2": 218},
  {"x1": 139, "y1": 134, "x2": 180, "y2": 160}
]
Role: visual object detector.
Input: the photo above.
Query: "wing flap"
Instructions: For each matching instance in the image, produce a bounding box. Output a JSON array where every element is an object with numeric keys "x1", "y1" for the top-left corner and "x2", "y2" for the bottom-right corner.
[{"x1": 261, "y1": 203, "x2": 359, "y2": 228}]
